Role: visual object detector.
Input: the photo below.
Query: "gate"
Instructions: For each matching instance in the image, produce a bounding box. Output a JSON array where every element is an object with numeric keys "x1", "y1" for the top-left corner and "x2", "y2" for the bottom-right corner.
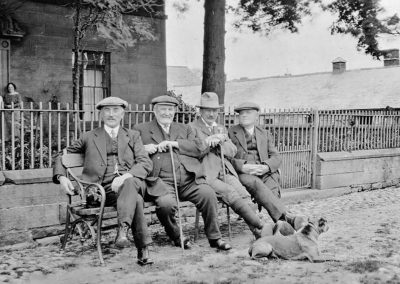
[{"x1": 222, "y1": 108, "x2": 314, "y2": 189}]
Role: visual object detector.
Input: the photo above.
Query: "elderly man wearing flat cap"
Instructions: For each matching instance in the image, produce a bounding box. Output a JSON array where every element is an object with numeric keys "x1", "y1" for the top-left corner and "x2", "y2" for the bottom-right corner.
[
  {"x1": 53, "y1": 96, "x2": 154, "y2": 265},
  {"x1": 228, "y1": 102, "x2": 306, "y2": 230},
  {"x1": 189, "y1": 92, "x2": 267, "y2": 238},
  {"x1": 134, "y1": 95, "x2": 231, "y2": 250}
]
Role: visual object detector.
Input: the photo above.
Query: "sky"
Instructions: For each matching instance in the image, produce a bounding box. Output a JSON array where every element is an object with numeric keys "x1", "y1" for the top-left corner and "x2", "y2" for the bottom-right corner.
[{"x1": 165, "y1": 0, "x2": 400, "y2": 80}]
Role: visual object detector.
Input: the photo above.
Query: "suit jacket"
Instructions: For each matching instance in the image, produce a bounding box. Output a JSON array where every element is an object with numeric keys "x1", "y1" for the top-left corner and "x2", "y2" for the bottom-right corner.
[
  {"x1": 53, "y1": 127, "x2": 153, "y2": 189},
  {"x1": 189, "y1": 118, "x2": 239, "y2": 181},
  {"x1": 228, "y1": 124, "x2": 282, "y2": 174},
  {"x1": 134, "y1": 120, "x2": 208, "y2": 197}
]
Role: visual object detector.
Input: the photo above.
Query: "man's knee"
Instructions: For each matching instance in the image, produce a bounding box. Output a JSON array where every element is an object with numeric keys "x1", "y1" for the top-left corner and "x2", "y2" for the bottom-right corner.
[
  {"x1": 197, "y1": 184, "x2": 218, "y2": 203},
  {"x1": 155, "y1": 195, "x2": 177, "y2": 214}
]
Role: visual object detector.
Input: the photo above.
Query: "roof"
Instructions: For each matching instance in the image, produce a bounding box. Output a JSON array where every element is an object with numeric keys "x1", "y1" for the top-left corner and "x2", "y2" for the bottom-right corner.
[
  {"x1": 167, "y1": 66, "x2": 201, "y2": 88},
  {"x1": 172, "y1": 66, "x2": 400, "y2": 110}
]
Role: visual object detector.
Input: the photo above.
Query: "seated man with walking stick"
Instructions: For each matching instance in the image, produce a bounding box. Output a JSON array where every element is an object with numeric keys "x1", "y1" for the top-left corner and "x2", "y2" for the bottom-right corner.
[
  {"x1": 228, "y1": 102, "x2": 307, "y2": 230},
  {"x1": 134, "y1": 95, "x2": 231, "y2": 250},
  {"x1": 190, "y1": 92, "x2": 268, "y2": 239},
  {"x1": 53, "y1": 97, "x2": 154, "y2": 265}
]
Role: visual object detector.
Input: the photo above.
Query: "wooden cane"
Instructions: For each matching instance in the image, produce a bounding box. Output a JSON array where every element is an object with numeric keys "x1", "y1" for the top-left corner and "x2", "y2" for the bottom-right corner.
[
  {"x1": 168, "y1": 143, "x2": 185, "y2": 252},
  {"x1": 219, "y1": 143, "x2": 232, "y2": 241}
]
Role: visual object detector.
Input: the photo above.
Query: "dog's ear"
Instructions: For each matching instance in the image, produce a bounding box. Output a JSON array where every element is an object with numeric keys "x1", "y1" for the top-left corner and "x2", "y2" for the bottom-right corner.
[{"x1": 317, "y1": 217, "x2": 328, "y2": 233}]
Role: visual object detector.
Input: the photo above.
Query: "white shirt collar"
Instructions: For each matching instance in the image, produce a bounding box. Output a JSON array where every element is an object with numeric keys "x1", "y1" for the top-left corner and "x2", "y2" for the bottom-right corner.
[
  {"x1": 244, "y1": 126, "x2": 255, "y2": 136},
  {"x1": 158, "y1": 122, "x2": 170, "y2": 134},
  {"x1": 201, "y1": 117, "x2": 217, "y2": 131},
  {"x1": 104, "y1": 125, "x2": 120, "y2": 138}
]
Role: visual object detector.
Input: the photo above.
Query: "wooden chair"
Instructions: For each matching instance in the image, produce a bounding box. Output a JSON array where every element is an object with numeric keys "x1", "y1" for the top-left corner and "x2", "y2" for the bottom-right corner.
[{"x1": 60, "y1": 152, "x2": 113, "y2": 265}]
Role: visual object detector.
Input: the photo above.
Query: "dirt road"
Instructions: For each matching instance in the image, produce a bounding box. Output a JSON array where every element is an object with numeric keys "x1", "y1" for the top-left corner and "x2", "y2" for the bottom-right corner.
[{"x1": 1, "y1": 187, "x2": 400, "y2": 283}]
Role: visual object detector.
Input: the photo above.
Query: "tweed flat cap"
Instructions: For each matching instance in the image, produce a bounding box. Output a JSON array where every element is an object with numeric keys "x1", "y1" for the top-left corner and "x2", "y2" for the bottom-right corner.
[
  {"x1": 234, "y1": 102, "x2": 260, "y2": 113},
  {"x1": 151, "y1": 95, "x2": 179, "y2": 106},
  {"x1": 96, "y1": 96, "x2": 128, "y2": 110},
  {"x1": 197, "y1": 92, "x2": 221, "y2": 109}
]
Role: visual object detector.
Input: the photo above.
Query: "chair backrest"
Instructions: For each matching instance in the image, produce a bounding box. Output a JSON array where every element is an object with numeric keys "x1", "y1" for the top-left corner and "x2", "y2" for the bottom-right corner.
[{"x1": 61, "y1": 153, "x2": 84, "y2": 178}]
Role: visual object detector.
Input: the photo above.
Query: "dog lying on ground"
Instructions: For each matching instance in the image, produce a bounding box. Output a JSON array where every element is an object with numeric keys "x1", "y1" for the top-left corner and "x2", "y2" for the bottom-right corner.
[{"x1": 248, "y1": 217, "x2": 329, "y2": 262}]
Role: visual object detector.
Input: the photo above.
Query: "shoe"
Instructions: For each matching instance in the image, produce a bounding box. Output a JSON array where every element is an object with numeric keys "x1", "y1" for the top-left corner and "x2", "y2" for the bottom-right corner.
[
  {"x1": 137, "y1": 246, "x2": 154, "y2": 266},
  {"x1": 115, "y1": 222, "x2": 131, "y2": 248},
  {"x1": 249, "y1": 225, "x2": 263, "y2": 239},
  {"x1": 282, "y1": 213, "x2": 308, "y2": 231},
  {"x1": 173, "y1": 236, "x2": 192, "y2": 249},
  {"x1": 209, "y1": 239, "x2": 232, "y2": 250},
  {"x1": 273, "y1": 220, "x2": 296, "y2": 236}
]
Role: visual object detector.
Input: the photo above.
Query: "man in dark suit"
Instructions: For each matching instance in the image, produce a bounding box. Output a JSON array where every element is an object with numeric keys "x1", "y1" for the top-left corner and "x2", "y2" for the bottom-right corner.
[
  {"x1": 134, "y1": 95, "x2": 231, "y2": 250},
  {"x1": 53, "y1": 96, "x2": 154, "y2": 265},
  {"x1": 190, "y1": 92, "x2": 266, "y2": 238},
  {"x1": 228, "y1": 102, "x2": 306, "y2": 229}
]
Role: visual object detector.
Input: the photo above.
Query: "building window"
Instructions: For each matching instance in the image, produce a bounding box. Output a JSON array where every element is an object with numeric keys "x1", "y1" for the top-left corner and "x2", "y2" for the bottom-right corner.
[
  {"x1": 0, "y1": 39, "x2": 10, "y2": 93},
  {"x1": 73, "y1": 50, "x2": 111, "y2": 120}
]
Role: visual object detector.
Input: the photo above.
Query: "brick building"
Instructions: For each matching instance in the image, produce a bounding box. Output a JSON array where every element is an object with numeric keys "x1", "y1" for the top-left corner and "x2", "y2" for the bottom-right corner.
[{"x1": 0, "y1": 0, "x2": 166, "y2": 110}]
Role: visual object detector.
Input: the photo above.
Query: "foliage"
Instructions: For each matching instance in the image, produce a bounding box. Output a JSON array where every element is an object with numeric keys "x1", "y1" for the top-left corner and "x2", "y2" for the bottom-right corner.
[
  {"x1": 230, "y1": 0, "x2": 400, "y2": 59},
  {"x1": 0, "y1": 0, "x2": 23, "y2": 21},
  {"x1": 324, "y1": 0, "x2": 400, "y2": 59},
  {"x1": 165, "y1": 90, "x2": 197, "y2": 123},
  {"x1": 70, "y1": 0, "x2": 161, "y2": 105},
  {"x1": 230, "y1": 0, "x2": 319, "y2": 34}
]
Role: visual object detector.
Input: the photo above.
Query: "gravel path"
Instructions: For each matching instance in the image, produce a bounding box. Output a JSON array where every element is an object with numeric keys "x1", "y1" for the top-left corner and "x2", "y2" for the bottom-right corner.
[{"x1": 1, "y1": 187, "x2": 399, "y2": 283}]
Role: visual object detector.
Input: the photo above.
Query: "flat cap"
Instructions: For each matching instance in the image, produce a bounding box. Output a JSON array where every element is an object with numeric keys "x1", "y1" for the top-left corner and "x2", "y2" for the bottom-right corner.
[
  {"x1": 151, "y1": 95, "x2": 179, "y2": 106},
  {"x1": 234, "y1": 102, "x2": 260, "y2": 113},
  {"x1": 96, "y1": 96, "x2": 128, "y2": 110}
]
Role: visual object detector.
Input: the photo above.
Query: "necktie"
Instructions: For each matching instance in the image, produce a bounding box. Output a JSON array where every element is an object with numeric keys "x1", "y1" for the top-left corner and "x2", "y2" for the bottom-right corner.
[{"x1": 111, "y1": 129, "x2": 117, "y2": 139}]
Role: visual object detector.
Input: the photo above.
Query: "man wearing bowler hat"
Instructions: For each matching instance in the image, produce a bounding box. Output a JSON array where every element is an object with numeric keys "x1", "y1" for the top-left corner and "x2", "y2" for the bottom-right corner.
[
  {"x1": 53, "y1": 96, "x2": 154, "y2": 265},
  {"x1": 134, "y1": 95, "x2": 231, "y2": 250},
  {"x1": 190, "y1": 92, "x2": 267, "y2": 238},
  {"x1": 228, "y1": 102, "x2": 307, "y2": 230}
]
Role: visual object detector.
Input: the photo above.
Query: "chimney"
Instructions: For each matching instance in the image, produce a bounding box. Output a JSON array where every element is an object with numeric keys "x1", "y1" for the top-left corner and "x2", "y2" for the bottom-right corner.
[
  {"x1": 381, "y1": 49, "x2": 399, "y2": 67},
  {"x1": 332, "y1": 57, "x2": 346, "y2": 73}
]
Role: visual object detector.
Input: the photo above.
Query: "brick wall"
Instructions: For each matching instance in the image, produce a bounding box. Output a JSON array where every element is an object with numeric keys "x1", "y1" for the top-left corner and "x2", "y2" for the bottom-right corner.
[{"x1": 8, "y1": 1, "x2": 166, "y2": 105}]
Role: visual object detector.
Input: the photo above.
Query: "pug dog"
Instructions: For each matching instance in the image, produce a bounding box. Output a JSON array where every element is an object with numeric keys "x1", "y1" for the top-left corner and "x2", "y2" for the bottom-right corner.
[{"x1": 248, "y1": 217, "x2": 329, "y2": 262}]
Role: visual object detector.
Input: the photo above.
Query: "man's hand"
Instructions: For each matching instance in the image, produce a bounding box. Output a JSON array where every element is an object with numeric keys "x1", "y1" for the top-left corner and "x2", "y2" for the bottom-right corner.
[
  {"x1": 144, "y1": 144, "x2": 158, "y2": 155},
  {"x1": 242, "y1": 164, "x2": 270, "y2": 176},
  {"x1": 59, "y1": 176, "x2": 75, "y2": 195},
  {"x1": 252, "y1": 164, "x2": 270, "y2": 176},
  {"x1": 157, "y1": 141, "x2": 178, "y2": 152},
  {"x1": 111, "y1": 173, "x2": 132, "y2": 193},
  {"x1": 205, "y1": 136, "x2": 220, "y2": 147},
  {"x1": 205, "y1": 134, "x2": 227, "y2": 147}
]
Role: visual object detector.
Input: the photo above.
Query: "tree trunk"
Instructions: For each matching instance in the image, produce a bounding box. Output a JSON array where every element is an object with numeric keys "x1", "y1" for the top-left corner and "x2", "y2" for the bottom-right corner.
[
  {"x1": 72, "y1": 0, "x2": 81, "y2": 107},
  {"x1": 202, "y1": 0, "x2": 226, "y2": 105}
]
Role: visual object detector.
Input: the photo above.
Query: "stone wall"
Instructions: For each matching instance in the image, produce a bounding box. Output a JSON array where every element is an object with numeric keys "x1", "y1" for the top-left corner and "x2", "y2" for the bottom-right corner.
[
  {"x1": 0, "y1": 169, "x2": 199, "y2": 247},
  {"x1": 8, "y1": 1, "x2": 166, "y2": 105},
  {"x1": 316, "y1": 148, "x2": 400, "y2": 189}
]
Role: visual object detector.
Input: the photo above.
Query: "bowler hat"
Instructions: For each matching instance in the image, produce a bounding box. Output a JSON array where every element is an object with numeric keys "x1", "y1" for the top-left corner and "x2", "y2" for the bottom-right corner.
[
  {"x1": 234, "y1": 102, "x2": 260, "y2": 113},
  {"x1": 196, "y1": 92, "x2": 221, "y2": 109},
  {"x1": 96, "y1": 96, "x2": 128, "y2": 110},
  {"x1": 151, "y1": 95, "x2": 179, "y2": 106}
]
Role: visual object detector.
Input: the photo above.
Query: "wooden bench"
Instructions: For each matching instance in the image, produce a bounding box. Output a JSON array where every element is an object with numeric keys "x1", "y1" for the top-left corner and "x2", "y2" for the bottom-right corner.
[{"x1": 60, "y1": 152, "x2": 231, "y2": 265}]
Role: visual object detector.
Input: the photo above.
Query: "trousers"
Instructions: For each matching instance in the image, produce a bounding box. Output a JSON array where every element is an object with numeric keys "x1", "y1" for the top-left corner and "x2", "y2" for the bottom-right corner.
[{"x1": 104, "y1": 177, "x2": 152, "y2": 248}]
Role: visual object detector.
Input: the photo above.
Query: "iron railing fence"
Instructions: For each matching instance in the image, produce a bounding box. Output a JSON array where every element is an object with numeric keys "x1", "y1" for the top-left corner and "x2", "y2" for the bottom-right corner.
[
  {"x1": 1, "y1": 104, "x2": 399, "y2": 189},
  {"x1": 317, "y1": 109, "x2": 400, "y2": 152}
]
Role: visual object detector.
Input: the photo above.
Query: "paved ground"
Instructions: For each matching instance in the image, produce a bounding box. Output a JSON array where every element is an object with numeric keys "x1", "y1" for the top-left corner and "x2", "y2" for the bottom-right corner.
[{"x1": 1, "y1": 187, "x2": 400, "y2": 284}]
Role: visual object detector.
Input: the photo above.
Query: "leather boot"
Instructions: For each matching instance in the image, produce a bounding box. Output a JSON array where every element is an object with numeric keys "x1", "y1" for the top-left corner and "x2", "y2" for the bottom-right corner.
[
  {"x1": 230, "y1": 199, "x2": 263, "y2": 229},
  {"x1": 115, "y1": 222, "x2": 131, "y2": 248},
  {"x1": 252, "y1": 187, "x2": 286, "y2": 222},
  {"x1": 137, "y1": 246, "x2": 154, "y2": 266},
  {"x1": 230, "y1": 199, "x2": 264, "y2": 239},
  {"x1": 281, "y1": 213, "x2": 308, "y2": 231}
]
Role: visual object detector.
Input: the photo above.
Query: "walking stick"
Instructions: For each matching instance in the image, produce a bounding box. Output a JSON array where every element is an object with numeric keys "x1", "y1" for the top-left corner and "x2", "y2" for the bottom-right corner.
[
  {"x1": 219, "y1": 143, "x2": 232, "y2": 241},
  {"x1": 168, "y1": 143, "x2": 185, "y2": 252}
]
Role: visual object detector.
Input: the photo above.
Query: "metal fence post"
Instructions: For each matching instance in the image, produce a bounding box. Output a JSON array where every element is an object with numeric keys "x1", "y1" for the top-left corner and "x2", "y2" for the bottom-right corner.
[{"x1": 311, "y1": 109, "x2": 319, "y2": 189}]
